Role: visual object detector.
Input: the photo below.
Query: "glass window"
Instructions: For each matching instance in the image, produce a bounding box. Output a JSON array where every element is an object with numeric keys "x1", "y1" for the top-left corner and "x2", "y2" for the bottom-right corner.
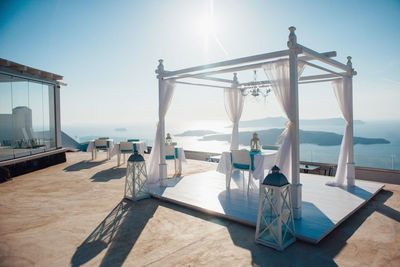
[
  {"x1": 0, "y1": 73, "x2": 14, "y2": 160},
  {"x1": 43, "y1": 84, "x2": 56, "y2": 150},
  {"x1": 29, "y1": 81, "x2": 45, "y2": 154},
  {"x1": 12, "y1": 76, "x2": 31, "y2": 157},
  {"x1": 0, "y1": 74, "x2": 57, "y2": 161}
]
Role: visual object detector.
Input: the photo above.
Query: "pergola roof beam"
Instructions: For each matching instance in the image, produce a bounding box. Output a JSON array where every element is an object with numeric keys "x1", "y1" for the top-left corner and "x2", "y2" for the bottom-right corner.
[
  {"x1": 193, "y1": 76, "x2": 234, "y2": 84},
  {"x1": 166, "y1": 52, "x2": 340, "y2": 82},
  {"x1": 160, "y1": 50, "x2": 290, "y2": 78},
  {"x1": 299, "y1": 73, "x2": 344, "y2": 81},
  {"x1": 298, "y1": 44, "x2": 349, "y2": 72},
  {"x1": 299, "y1": 78, "x2": 342, "y2": 85},
  {"x1": 300, "y1": 60, "x2": 346, "y2": 77},
  {"x1": 165, "y1": 60, "x2": 275, "y2": 81},
  {"x1": 238, "y1": 73, "x2": 343, "y2": 87},
  {"x1": 175, "y1": 80, "x2": 231, "y2": 89},
  {"x1": 299, "y1": 51, "x2": 337, "y2": 61}
]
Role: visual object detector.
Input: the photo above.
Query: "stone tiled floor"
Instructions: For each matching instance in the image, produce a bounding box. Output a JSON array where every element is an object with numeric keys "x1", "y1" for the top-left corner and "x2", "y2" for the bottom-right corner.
[{"x1": 0, "y1": 152, "x2": 399, "y2": 266}]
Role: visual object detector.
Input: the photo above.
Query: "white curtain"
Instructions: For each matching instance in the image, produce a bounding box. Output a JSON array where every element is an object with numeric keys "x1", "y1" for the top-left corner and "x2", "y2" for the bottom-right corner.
[
  {"x1": 224, "y1": 83, "x2": 244, "y2": 150},
  {"x1": 147, "y1": 80, "x2": 176, "y2": 184},
  {"x1": 329, "y1": 77, "x2": 355, "y2": 186},
  {"x1": 262, "y1": 59, "x2": 305, "y2": 182}
]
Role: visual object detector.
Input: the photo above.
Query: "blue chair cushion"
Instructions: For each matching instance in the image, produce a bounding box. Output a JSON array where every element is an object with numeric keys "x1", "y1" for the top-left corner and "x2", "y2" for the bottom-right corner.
[
  {"x1": 233, "y1": 163, "x2": 251, "y2": 170},
  {"x1": 121, "y1": 149, "x2": 133, "y2": 153},
  {"x1": 231, "y1": 151, "x2": 259, "y2": 171},
  {"x1": 96, "y1": 140, "x2": 110, "y2": 149}
]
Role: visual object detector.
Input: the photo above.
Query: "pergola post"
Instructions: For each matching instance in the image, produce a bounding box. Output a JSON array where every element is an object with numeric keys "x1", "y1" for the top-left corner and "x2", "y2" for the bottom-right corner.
[
  {"x1": 157, "y1": 59, "x2": 168, "y2": 186},
  {"x1": 287, "y1": 26, "x2": 302, "y2": 219},
  {"x1": 346, "y1": 56, "x2": 355, "y2": 186}
]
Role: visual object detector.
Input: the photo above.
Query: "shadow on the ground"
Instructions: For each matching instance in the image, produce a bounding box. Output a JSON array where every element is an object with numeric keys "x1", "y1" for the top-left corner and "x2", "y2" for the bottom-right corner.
[
  {"x1": 222, "y1": 188, "x2": 395, "y2": 266},
  {"x1": 70, "y1": 199, "x2": 157, "y2": 267},
  {"x1": 63, "y1": 160, "x2": 108, "y2": 172},
  {"x1": 90, "y1": 167, "x2": 126, "y2": 182},
  {"x1": 70, "y1": 188, "x2": 397, "y2": 267}
]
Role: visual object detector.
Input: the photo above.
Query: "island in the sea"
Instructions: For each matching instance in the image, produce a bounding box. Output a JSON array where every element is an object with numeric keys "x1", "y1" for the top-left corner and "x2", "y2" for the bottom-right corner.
[
  {"x1": 175, "y1": 130, "x2": 217, "y2": 136},
  {"x1": 115, "y1": 128, "x2": 127, "y2": 132},
  {"x1": 231, "y1": 117, "x2": 365, "y2": 128},
  {"x1": 199, "y1": 128, "x2": 390, "y2": 146}
]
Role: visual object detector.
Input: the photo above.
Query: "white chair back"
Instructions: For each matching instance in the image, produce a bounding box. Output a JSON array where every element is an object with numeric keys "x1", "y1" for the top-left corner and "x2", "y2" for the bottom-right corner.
[
  {"x1": 120, "y1": 142, "x2": 133, "y2": 151},
  {"x1": 231, "y1": 150, "x2": 251, "y2": 165},
  {"x1": 95, "y1": 139, "x2": 108, "y2": 147},
  {"x1": 165, "y1": 145, "x2": 175, "y2": 157}
]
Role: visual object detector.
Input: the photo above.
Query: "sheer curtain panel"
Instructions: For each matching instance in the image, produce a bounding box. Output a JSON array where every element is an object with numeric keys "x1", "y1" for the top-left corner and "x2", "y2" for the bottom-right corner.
[
  {"x1": 329, "y1": 77, "x2": 355, "y2": 186},
  {"x1": 224, "y1": 83, "x2": 244, "y2": 150},
  {"x1": 147, "y1": 80, "x2": 176, "y2": 184},
  {"x1": 262, "y1": 59, "x2": 305, "y2": 182}
]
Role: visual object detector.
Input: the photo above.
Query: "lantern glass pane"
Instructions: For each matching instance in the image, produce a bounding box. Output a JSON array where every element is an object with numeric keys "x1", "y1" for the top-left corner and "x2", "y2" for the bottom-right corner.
[
  {"x1": 133, "y1": 161, "x2": 149, "y2": 198},
  {"x1": 125, "y1": 162, "x2": 134, "y2": 199}
]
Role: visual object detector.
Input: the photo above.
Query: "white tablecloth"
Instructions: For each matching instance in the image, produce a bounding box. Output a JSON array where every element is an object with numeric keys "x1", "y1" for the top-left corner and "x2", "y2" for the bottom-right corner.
[
  {"x1": 217, "y1": 151, "x2": 277, "y2": 181},
  {"x1": 86, "y1": 139, "x2": 114, "y2": 160},
  {"x1": 113, "y1": 141, "x2": 148, "y2": 165}
]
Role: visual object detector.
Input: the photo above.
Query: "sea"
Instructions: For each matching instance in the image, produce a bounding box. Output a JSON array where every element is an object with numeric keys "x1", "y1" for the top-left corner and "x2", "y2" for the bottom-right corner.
[{"x1": 62, "y1": 120, "x2": 400, "y2": 171}]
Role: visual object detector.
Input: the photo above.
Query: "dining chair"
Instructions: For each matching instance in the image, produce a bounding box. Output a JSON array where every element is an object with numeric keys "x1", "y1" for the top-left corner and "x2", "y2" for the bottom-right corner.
[
  {"x1": 229, "y1": 149, "x2": 254, "y2": 195},
  {"x1": 118, "y1": 141, "x2": 136, "y2": 165},
  {"x1": 165, "y1": 144, "x2": 178, "y2": 175},
  {"x1": 94, "y1": 139, "x2": 111, "y2": 160}
]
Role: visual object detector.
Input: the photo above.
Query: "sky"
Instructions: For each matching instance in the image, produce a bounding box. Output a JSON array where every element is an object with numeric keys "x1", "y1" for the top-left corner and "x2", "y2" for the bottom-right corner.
[{"x1": 1, "y1": 0, "x2": 399, "y2": 132}]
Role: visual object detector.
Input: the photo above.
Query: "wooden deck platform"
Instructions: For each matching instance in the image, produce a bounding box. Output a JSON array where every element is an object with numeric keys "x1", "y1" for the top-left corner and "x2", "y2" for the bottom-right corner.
[{"x1": 148, "y1": 171, "x2": 384, "y2": 244}]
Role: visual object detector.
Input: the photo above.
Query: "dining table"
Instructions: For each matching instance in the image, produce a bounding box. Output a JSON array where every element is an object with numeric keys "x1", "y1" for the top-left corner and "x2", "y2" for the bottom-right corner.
[{"x1": 217, "y1": 150, "x2": 278, "y2": 188}]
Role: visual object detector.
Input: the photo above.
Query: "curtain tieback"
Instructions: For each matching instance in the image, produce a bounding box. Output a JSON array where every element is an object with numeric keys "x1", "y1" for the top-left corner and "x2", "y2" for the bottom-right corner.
[{"x1": 275, "y1": 121, "x2": 293, "y2": 145}]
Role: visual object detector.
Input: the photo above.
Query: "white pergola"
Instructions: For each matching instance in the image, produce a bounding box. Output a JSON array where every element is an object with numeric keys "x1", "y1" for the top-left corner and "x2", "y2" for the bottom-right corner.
[{"x1": 149, "y1": 26, "x2": 357, "y2": 219}]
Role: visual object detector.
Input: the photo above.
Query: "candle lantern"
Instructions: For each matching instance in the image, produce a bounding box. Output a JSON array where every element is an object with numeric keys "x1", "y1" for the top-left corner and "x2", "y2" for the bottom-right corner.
[
  {"x1": 255, "y1": 165, "x2": 296, "y2": 250},
  {"x1": 250, "y1": 132, "x2": 261, "y2": 152},
  {"x1": 166, "y1": 133, "x2": 173, "y2": 146},
  {"x1": 124, "y1": 151, "x2": 150, "y2": 201}
]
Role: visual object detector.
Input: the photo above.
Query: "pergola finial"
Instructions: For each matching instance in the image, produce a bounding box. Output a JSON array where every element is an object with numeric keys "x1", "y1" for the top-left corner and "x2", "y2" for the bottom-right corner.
[
  {"x1": 346, "y1": 56, "x2": 352, "y2": 68},
  {"x1": 287, "y1": 26, "x2": 297, "y2": 49},
  {"x1": 155, "y1": 59, "x2": 164, "y2": 74},
  {"x1": 233, "y1": 72, "x2": 238, "y2": 84}
]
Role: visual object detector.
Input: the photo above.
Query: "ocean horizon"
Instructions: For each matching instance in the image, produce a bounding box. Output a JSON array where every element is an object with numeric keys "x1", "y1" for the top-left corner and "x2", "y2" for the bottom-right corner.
[{"x1": 62, "y1": 119, "x2": 400, "y2": 171}]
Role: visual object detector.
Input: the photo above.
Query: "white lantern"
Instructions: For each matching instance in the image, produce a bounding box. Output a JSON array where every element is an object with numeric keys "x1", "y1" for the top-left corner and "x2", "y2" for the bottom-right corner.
[
  {"x1": 255, "y1": 165, "x2": 296, "y2": 250},
  {"x1": 250, "y1": 132, "x2": 261, "y2": 152},
  {"x1": 166, "y1": 133, "x2": 172, "y2": 146},
  {"x1": 124, "y1": 151, "x2": 150, "y2": 201}
]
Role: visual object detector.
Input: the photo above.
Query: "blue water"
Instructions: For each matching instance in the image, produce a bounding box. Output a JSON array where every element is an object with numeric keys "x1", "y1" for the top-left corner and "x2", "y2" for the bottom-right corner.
[{"x1": 62, "y1": 120, "x2": 400, "y2": 171}]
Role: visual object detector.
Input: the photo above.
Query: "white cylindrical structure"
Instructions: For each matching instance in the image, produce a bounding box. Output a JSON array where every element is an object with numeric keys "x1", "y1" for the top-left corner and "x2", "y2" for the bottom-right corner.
[
  {"x1": 287, "y1": 26, "x2": 302, "y2": 219},
  {"x1": 346, "y1": 56, "x2": 355, "y2": 186},
  {"x1": 157, "y1": 60, "x2": 168, "y2": 186}
]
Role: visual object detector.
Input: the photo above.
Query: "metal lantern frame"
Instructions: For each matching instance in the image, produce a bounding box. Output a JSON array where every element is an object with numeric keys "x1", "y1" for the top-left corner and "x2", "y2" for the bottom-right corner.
[
  {"x1": 255, "y1": 182, "x2": 296, "y2": 250},
  {"x1": 124, "y1": 153, "x2": 150, "y2": 201}
]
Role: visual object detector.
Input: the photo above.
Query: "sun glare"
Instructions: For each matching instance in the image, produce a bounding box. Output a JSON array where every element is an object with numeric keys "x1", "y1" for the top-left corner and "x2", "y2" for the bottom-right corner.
[{"x1": 195, "y1": 0, "x2": 228, "y2": 57}]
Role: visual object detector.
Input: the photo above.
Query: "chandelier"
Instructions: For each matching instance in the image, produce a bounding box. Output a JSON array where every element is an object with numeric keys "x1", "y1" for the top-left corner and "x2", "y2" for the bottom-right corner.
[{"x1": 240, "y1": 70, "x2": 271, "y2": 98}]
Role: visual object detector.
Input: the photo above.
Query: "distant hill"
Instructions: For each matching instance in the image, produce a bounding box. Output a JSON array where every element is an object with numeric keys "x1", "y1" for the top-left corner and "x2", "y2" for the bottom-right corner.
[
  {"x1": 176, "y1": 130, "x2": 218, "y2": 136},
  {"x1": 234, "y1": 117, "x2": 365, "y2": 128},
  {"x1": 201, "y1": 128, "x2": 390, "y2": 146}
]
